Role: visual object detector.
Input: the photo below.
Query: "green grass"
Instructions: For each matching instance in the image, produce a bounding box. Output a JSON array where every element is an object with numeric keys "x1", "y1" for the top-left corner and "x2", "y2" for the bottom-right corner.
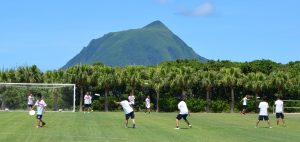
[{"x1": 0, "y1": 112, "x2": 300, "y2": 142}]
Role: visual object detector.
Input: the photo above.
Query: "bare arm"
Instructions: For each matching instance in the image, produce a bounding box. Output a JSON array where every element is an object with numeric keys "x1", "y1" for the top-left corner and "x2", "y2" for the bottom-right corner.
[
  {"x1": 114, "y1": 101, "x2": 120, "y2": 105},
  {"x1": 31, "y1": 105, "x2": 36, "y2": 110}
]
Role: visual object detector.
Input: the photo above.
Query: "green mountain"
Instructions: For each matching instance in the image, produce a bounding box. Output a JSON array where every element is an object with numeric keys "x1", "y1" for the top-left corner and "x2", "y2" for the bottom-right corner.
[{"x1": 62, "y1": 20, "x2": 207, "y2": 69}]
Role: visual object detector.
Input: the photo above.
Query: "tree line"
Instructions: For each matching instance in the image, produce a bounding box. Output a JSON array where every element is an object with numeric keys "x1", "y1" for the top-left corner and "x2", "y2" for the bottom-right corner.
[{"x1": 0, "y1": 59, "x2": 300, "y2": 113}]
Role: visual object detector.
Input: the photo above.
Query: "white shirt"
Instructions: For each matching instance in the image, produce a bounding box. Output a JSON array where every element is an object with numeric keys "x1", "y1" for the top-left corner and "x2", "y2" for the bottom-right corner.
[
  {"x1": 128, "y1": 95, "x2": 135, "y2": 105},
  {"x1": 145, "y1": 98, "x2": 150, "y2": 108},
  {"x1": 178, "y1": 101, "x2": 189, "y2": 114},
  {"x1": 120, "y1": 100, "x2": 133, "y2": 114},
  {"x1": 275, "y1": 100, "x2": 284, "y2": 113},
  {"x1": 35, "y1": 99, "x2": 47, "y2": 115},
  {"x1": 84, "y1": 95, "x2": 92, "y2": 104},
  {"x1": 28, "y1": 95, "x2": 34, "y2": 105},
  {"x1": 258, "y1": 101, "x2": 269, "y2": 116},
  {"x1": 242, "y1": 97, "x2": 247, "y2": 105}
]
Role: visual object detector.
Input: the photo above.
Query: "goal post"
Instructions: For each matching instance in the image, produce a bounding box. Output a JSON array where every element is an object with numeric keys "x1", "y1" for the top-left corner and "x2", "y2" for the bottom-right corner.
[
  {"x1": 0, "y1": 83, "x2": 76, "y2": 112},
  {"x1": 273, "y1": 100, "x2": 300, "y2": 114}
]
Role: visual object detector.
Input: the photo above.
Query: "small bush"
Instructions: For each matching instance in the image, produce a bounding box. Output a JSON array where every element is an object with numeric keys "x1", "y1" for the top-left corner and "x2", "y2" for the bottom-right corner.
[
  {"x1": 211, "y1": 100, "x2": 230, "y2": 112},
  {"x1": 159, "y1": 97, "x2": 177, "y2": 112},
  {"x1": 186, "y1": 98, "x2": 206, "y2": 112}
]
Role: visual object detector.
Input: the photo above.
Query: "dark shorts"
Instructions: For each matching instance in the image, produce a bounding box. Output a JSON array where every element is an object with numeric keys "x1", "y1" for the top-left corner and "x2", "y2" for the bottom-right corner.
[
  {"x1": 84, "y1": 104, "x2": 91, "y2": 108},
  {"x1": 276, "y1": 113, "x2": 284, "y2": 119},
  {"x1": 28, "y1": 104, "x2": 33, "y2": 108},
  {"x1": 130, "y1": 104, "x2": 134, "y2": 108},
  {"x1": 36, "y1": 115, "x2": 43, "y2": 120},
  {"x1": 243, "y1": 105, "x2": 247, "y2": 109},
  {"x1": 258, "y1": 115, "x2": 269, "y2": 121},
  {"x1": 176, "y1": 114, "x2": 188, "y2": 120},
  {"x1": 125, "y1": 111, "x2": 135, "y2": 120}
]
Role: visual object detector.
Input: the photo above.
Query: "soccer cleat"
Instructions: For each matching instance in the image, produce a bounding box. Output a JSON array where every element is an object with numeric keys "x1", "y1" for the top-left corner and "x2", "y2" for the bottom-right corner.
[
  {"x1": 36, "y1": 126, "x2": 40, "y2": 128},
  {"x1": 189, "y1": 125, "x2": 192, "y2": 128},
  {"x1": 174, "y1": 127, "x2": 180, "y2": 130},
  {"x1": 269, "y1": 126, "x2": 272, "y2": 128},
  {"x1": 42, "y1": 122, "x2": 46, "y2": 127},
  {"x1": 133, "y1": 124, "x2": 136, "y2": 128}
]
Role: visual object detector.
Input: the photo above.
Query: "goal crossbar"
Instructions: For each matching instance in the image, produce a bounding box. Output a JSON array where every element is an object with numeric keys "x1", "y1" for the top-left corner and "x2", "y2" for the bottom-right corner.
[{"x1": 0, "y1": 82, "x2": 76, "y2": 112}]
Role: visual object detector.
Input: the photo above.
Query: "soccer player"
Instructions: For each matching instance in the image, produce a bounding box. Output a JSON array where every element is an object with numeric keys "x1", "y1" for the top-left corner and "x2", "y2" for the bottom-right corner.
[
  {"x1": 255, "y1": 96, "x2": 272, "y2": 128},
  {"x1": 27, "y1": 93, "x2": 34, "y2": 111},
  {"x1": 145, "y1": 95, "x2": 151, "y2": 114},
  {"x1": 275, "y1": 96, "x2": 286, "y2": 126},
  {"x1": 115, "y1": 98, "x2": 136, "y2": 128},
  {"x1": 128, "y1": 94, "x2": 135, "y2": 108},
  {"x1": 240, "y1": 95, "x2": 249, "y2": 115},
  {"x1": 84, "y1": 92, "x2": 92, "y2": 113},
  {"x1": 175, "y1": 97, "x2": 192, "y2": 129},
  {"x1": 31, "y1": 93, "x2": 47, "y2": 128}
]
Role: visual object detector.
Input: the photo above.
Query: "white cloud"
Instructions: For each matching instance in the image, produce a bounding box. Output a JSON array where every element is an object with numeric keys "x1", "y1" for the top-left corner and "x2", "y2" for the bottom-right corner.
[{"x1": 177, "y1": 1, "x2": 215, "y2": 17}]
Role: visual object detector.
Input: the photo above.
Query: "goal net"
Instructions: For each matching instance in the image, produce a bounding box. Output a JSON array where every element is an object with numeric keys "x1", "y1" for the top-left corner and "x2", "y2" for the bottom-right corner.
[
  {"x1": 273, "y1": 100, "x2": 300, "y2": 114},
  {"x1": 0, "y1": 83, "x2": 76, "y2": 112}
]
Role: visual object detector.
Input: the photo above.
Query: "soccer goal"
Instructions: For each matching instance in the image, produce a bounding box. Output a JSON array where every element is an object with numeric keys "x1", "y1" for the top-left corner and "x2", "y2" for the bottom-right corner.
[
  {"x1": 273, "y1": 100, "x2": 300, "y2": 114},
  {"x1": 0, "y1": 83, "x2": 76, "y2": 112}
]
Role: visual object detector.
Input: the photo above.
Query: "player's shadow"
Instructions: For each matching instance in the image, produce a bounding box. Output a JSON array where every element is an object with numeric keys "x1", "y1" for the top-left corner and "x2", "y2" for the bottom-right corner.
[
  {"x1": 260, "y1": 126, "x2": 272, "y2": 129},
  {"x1": 179, "y1": 128, "x2": 189, "y2": 130}
]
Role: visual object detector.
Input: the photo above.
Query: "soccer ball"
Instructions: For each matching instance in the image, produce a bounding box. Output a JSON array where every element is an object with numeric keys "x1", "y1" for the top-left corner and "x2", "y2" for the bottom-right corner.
[{"x1": 29, "y1": 110, "x2": 35, "y2": 115}]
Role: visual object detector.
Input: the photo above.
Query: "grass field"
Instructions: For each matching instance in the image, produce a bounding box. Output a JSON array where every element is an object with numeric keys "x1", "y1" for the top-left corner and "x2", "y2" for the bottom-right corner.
[{"x1": 0, "y1": 112, "x2": 299, "y2": 142}]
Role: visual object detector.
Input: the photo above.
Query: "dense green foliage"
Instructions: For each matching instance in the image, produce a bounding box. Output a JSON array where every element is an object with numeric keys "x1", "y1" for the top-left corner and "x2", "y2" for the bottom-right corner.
[
  {"x1": 1, "y1": 59, "x2": 300, "y2": 112},
  {"x1": 0, "y1": 112, "x2": 300, "y2": 142},
  {"x1": 62, "y1": 21, "x2": 206, "y2": 69}
]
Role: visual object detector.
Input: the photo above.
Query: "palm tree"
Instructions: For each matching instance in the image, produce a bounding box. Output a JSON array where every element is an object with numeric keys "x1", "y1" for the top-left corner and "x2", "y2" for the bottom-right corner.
[
  {"x1": 198, "y1": 70, "x2": 219, "y2": 112},
  {"x1": 15, "y1": 65, "x2": 43, "y2": 83},
  {"x1": 66, "y1": 64, "x2": 93, "y2": 112},
  {"x1": 93, "y1": 66, "x2": 116, "y2": 112},
  {"x1": 148, "y1": 66, "x2": 168, "y2": 112},
  {"x1": 0, "y1": 70, "x2": 10, "y2": 110},
  {"x1": 44, "y1": 70, "x2": 67, "y2": 111},
  {"x1": 268, "y1": 71, "x2": 291, "y2": 96},
  {"x1": 244, "y1": 72, "x2": 267, "y2": 112},
  {"x1": 169, "y1": 66, "x2": 194, "y2": 99},
  {"x1": 121, "y1": 66, "x2": 144, "y2": 97},
  {"x1": 220, "y1": 67, "x2": 244, "y2": 113},
  {"x1": 5, "y1": 69, "x2": 17, "y2": 83},
  {"x1": 291, "y1": 75, "x2": 300, "y2": 96}
]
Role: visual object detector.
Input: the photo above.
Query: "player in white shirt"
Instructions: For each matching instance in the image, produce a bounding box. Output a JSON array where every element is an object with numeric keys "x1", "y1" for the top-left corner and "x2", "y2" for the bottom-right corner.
[
  {"x1": 255, "y1": 97, "x2": 272, "y2": 128},
  {"x1": 275, "y1": 96, "x2": 285, "y2": 126},
  {"x1": 115, "y1": 98, "x2": 136, "y2": 128},
  {"x1": 31, "y1": 93, "x2": 47, "y2": 128},
  {"x1": 128, "y1": 94, "x2": 135, "y2": 108},
  {"x1": 175, "y1": 97, "x2": 192, "y2": 129},
  {"x1": 240, "y1": 95, "x2": 249, "y2": 115},
  {"x1": 145, "y1": 96, "x2": 151, "y2": 114},
  {"x1": 27, "y1": 93, "x2": 35, "y2": 110},
  {"x1": 84, "y1": 92, "x2": 92, "y2": 113}
]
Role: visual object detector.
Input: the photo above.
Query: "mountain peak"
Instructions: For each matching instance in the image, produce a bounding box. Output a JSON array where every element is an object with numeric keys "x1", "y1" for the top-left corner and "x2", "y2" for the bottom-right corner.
[
  {"x1": 62, "y1": 20, "x2": 207, "y2": 69},
  {"x1": 143, "y1": 20, "x2": 169, "y2": 30}
]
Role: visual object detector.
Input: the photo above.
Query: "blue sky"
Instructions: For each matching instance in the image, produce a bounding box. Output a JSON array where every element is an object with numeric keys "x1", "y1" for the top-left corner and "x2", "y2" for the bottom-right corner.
[{"x1": 0, "y1": 0, "x2": 299, "y2": 71}]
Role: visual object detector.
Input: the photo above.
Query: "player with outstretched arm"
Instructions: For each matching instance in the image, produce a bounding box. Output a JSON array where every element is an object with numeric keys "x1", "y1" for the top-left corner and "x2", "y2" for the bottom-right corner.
[{"x1": 115, "y1": 97, "x2": 136, "y2": 128}]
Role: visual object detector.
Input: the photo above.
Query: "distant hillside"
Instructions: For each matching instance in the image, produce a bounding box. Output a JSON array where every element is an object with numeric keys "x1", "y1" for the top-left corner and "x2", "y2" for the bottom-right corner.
[{"x1": 62, "y1": 20, "x2": 207, "y2": 69}]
